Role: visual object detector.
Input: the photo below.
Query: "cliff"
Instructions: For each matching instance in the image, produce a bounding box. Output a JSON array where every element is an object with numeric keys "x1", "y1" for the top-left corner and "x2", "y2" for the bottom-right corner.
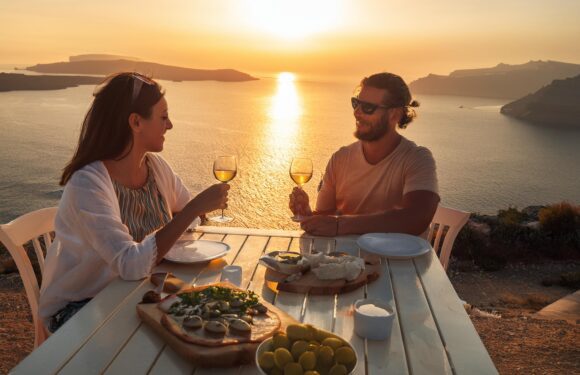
[
  {"x1": 26, "y1": 58, "x2": 258, "y2": 82},
  {"x1": 500, "y1": 74, "x2": 580, "y2": 128},
  {"x1": 409, "y1": 60, "x2": 580, "y2": 99},
  {"x1": 0, "y1": 73, "x2": 102, "y2": 92}
]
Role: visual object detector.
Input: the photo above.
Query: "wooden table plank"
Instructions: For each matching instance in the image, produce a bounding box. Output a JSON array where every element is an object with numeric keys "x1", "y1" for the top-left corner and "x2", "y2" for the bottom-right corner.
[
  {"x1": 415, "y1": 253, "x2": 498, "y2": 375},
  {"x1": 103, "y1": 323, "x2": 164, "y2": 375},
  {"x1": 364, "y1": 254, "x2": 409, "y2": 375},
  {"x1": 389, "y1": 258, "x2": 452, "y2": 375},
  {"x1": 57, "y1": 282, "x2": 155, "y2": 374},
  {"x1": 232, "y1": 235, "x2": 270, "y2": 289},
  {"x1": 11, "y1": 279, "x2": 145, "y2": 375},
  {"x1": 333, "y1": 237, "x2": 367, "y2": 375}
]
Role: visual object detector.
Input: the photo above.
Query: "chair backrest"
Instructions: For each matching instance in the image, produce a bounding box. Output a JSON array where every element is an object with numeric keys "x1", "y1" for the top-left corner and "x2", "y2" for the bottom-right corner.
[
  {"x1": 427, "y1": 205, "x2": 470, "y2": 271},
  {"x1": 0, "y1": 207, "x2": 57, "y2": 348}
]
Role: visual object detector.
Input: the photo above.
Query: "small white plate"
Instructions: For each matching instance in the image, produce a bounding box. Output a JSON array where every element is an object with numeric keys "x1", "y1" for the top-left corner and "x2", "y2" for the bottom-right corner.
[
  {"x1": 357, "y1": 233, "x2": 431, "y2": 259},
  {"x1": 164, "y1": 240, "x2": 230, "y2": 264}
]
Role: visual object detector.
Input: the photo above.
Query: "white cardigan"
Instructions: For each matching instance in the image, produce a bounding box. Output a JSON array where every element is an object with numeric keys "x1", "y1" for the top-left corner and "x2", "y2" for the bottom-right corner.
[{"x1": 39, "y1": 153, "x2": 191, "y2": 325}]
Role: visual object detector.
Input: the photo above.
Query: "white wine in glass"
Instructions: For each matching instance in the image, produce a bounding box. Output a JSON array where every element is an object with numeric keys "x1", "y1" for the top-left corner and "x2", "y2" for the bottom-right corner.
[
  {"x1": 210, "y1": 155, "x2": 237, "y2": 223},
  {"x1": 290, "y1": 157, "x2": 313, "y2": 222}
]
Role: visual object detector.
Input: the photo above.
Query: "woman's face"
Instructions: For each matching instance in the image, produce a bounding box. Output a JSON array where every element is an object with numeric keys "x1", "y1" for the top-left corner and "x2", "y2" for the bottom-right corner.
[{"x1": 137, "y1": 97, "x2": 172, "y2": 152}]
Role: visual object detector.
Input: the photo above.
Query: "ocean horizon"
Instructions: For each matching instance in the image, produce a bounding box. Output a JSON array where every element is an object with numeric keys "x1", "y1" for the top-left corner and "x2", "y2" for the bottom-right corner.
[{"x1": 1, "y1": 72, "x2": 579, "y2": 228}]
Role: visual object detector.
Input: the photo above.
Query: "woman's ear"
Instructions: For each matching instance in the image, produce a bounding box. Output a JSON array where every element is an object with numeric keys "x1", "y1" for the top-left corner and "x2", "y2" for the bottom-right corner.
[{"x1": 128, "y1": 113, "x2": 141, "y2": 133}]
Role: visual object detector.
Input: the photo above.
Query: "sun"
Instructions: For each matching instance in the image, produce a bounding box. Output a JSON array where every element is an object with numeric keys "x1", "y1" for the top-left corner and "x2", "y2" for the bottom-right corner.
[{"x1": 245, "y1": 0, "x2": 343, "y2": 40}]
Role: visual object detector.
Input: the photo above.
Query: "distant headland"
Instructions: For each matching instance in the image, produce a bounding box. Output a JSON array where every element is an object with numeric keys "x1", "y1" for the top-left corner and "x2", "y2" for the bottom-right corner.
[
  {"x1": 500, "y1": 74, "x2": 580, "y2": 128},
  {"x1": 0, "y1": 73, "x2": 102, "y2": 92},
  {"x1": 409, "y1": 60, "x2": 580, "y2": 99},
  {"x1": 24, "y1": 54, "x2": 258, "y2": 82}
]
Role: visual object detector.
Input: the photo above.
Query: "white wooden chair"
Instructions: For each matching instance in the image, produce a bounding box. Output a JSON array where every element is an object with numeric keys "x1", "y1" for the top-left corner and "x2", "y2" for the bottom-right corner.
[
  {"x1": 0, "y1": 207, "x2": 57, "y2": 348},
  {"x1": 428, "y1": 205, "x2": 470, "y2": 271}
]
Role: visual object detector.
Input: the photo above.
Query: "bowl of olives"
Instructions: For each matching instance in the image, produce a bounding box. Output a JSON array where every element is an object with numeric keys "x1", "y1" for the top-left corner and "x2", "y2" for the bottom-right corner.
[{"x1": 256, "y1": 323, "x2": 358, "y2": 375}]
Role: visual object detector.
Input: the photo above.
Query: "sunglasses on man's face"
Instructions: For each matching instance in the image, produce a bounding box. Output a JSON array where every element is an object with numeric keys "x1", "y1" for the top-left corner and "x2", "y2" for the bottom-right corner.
[{"x1": 351, "y1": 97, "x2": 393, "y2": 115}]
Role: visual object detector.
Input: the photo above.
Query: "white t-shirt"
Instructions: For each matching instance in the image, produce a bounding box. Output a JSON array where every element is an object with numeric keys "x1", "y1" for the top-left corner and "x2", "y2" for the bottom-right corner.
[
  {"x1": 39, "y1": 153, "x2": 192, "y2": 325},
  {"x1": 316, "y1": 137, "x2": 439, "y2": 214}
]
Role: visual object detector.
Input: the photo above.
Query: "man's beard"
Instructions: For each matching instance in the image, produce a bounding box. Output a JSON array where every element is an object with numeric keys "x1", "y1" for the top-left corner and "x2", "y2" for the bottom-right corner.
[{"x1": 354, "y1": 116, "x2": 389, "y2": 141}]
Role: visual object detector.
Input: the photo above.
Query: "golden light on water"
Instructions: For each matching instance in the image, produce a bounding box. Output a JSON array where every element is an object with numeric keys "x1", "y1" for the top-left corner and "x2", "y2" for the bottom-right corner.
[{"x1": 269, "y1": 72, "x2": 301, "y2": 126}]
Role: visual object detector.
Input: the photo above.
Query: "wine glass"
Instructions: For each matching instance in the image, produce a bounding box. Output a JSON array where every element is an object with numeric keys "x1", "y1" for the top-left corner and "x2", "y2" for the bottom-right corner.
[
  {"x1": 289, "y1": 157, "x2": 313, "y2": 222},
  {"x1": 210, "y1": 155, "x2": 237, "y2": 223}
]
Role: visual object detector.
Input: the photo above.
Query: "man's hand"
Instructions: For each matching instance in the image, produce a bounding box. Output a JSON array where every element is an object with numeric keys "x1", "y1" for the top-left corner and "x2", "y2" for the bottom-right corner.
[
  {"x1": 289, "y1": 187, "x2": 313, "y2": 217},
  {"x1": 300, "y1": 215, "x2": 338, "y2": 236}
]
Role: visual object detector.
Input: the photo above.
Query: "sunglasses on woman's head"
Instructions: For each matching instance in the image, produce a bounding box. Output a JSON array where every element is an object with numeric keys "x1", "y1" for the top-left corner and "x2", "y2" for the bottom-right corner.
[
  {"x1": 351, "y1": 97, "x2": 393, "y2": 115},
  {"x1": 131, "y1": 73, "x2": 155, "y2": 104}
]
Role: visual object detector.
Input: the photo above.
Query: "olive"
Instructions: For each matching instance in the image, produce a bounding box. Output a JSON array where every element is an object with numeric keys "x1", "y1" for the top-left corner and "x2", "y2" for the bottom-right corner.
[
  {"x1": 255, "y1": 303, "x2": 268, "y2": 314},
  {"x1": 274, "y1": 348, "x2": 293, "y2": 370},
  {"x1": 291, "y1": 340, "x2": 309, "y2": 360},
  {"x1": 287, "y1": 324, "x2": 310, "y2": 341},
  {"x1": 258, "y1": 351, "x2": 275, "y2": 370},
  {"x1": 315, "y1": 328, "x2": 333, "y2": 342},
  {"x1": 304, "y1": 324, "x2": 318, "y2": 341},
  {"x1": 328, "y1": 364, "x2": 347, "y2": 375},
  {"x1": 317, "y1": 346, "x2": 334, "y2": 367},
  {"x1": 334, "y1": 346, "x2": 356, "y2": 365},
  {"x1": 304, "y1": 372, "x2": 321, "y2": 375},
  {"x1": 272, "y1": 333, "x2": 291, "y2": 350},
  {"x1": 270, "y1": 367, "x2": 284, "y2": 375},
  {"x1": 298, "y1": 351, "x2": 317, "y2": 371},
  {"x1": 141, "y1": 290, "x2": 161, "y2": 304},
  {"x1": 284, "y1": 362, "x2": 304, "y2": 375},
  {"x1": 321, "y1": 338, "x2": 343, "y2": 351}
]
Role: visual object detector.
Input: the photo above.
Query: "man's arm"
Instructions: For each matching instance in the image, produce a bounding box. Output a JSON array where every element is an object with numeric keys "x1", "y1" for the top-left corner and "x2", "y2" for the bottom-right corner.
[{"x1": 301, "y1": 190, "x2": 439, "y2": 236}]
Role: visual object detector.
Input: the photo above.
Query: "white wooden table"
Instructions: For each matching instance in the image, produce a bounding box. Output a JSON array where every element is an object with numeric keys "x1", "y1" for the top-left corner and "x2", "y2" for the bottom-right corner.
[{"x1": 12, "y1": 227, "x2": 497, "y2": 375}]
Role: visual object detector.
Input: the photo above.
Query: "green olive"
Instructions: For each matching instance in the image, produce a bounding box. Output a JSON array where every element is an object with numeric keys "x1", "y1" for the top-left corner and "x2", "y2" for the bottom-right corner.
[
  {"x1": 287, "y1": 324, "x2": 310, "y2": 342},
  {"x1": 317, "y1": 345, "x2": 334, "y2": 367},
  {"x1": 304, "y1": 371, "x2": 321, "y2": 375},
  {"x1": 328, "y1": 364, "x2": 348, "y2": 375},
  {"x1": 270, "y1": 367, "x2": 284, "y2": 375},
  {"x1": 298, "y1": 351, "x2": 317, "y2": 371},
  {"x1": 273, "y1": 333, "x2": 291, "y2": 350},
  {"x1": 315, "y1": 328, "x2": 333, "y2": 342},
  {"x1": 274, "y1": 348, "x2": 294, "y2": 370},
  {"x1": 284, "y1": 362, "x2": 304, "y2": 375},
  {"x1": 291, "y1": 340, "x2": 310, "y2": 360},
  {"x1": 304, "y1": 324, "x2": 318, "y2": 341},
  {"x1": 334, "y1": 346, "x2": 356, "y2": 365},
  {"x1": 259, "y1": 351, "x2": 276, "y2": 370},
  {"x1": 321, "y1": 338, "x2": 344, "y2": 351}
]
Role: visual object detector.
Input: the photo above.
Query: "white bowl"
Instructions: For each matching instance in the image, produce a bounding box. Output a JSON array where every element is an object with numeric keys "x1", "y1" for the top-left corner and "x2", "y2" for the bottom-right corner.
[
  {"x1": 354, "y1": 298, "x2": 395, "y2": 340},
  {"x1": 255, "y1": 330, "x2": 358, "y2": 374}
]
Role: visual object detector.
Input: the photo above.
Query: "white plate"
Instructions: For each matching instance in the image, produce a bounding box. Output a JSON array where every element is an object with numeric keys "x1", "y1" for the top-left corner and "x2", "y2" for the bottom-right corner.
[
  {"x1": 356, "y1": 233, "x2": 431, "y2": 259},
  {"x1": 164, "y1": 239, "x2": 230, "y2": 264}
]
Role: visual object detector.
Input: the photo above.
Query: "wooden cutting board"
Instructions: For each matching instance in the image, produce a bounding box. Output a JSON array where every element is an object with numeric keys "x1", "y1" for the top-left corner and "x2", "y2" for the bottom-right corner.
[
  {"x1": 136, "y1": 282, "x2": 298, "y2": 368},
  {"x1": 264, "y1": 261, "x2": 381, "y2": 295}
]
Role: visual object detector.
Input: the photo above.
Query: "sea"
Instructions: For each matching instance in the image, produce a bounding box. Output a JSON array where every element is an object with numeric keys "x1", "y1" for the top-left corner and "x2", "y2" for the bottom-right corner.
[{"x1": 1, "y1": 69, "x2": 579, "y2": 229}]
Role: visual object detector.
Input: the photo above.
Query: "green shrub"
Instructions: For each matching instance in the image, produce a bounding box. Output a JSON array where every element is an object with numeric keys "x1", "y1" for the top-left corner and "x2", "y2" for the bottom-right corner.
[
  {"x1": 497, "y1": 206, "x2": 526, "y2": 226},
  {"x1": 539, "y1": 202, "x2": 579, "y2": 238}
]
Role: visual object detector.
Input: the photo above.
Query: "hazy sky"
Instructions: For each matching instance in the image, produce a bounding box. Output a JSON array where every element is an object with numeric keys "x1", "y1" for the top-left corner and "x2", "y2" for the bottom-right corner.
[{"x1": 1, "y1": 0, "x2": 579, "y2": 81}]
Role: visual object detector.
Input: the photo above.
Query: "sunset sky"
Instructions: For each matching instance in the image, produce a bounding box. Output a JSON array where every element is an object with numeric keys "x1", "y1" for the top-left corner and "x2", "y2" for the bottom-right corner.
[{"x1": 1, "y1": 0, "x2": 579, "y2": 81}]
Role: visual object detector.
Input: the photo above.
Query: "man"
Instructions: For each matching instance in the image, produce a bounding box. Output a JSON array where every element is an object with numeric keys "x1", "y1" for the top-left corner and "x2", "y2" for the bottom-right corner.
[{"x1": 289, "y1": 72, "x2": 439, "y2": 236}]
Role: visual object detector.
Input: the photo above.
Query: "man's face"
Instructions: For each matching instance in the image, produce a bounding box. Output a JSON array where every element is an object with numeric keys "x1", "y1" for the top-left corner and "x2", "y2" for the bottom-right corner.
[{"x1": 352, "y1": 86, "x2": 394, "y2": 142}]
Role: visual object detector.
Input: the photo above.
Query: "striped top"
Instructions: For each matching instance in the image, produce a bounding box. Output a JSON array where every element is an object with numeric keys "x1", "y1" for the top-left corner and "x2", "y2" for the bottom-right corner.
[{"x1": 112, "y1": 160, "x2": 171, "y2": 242}]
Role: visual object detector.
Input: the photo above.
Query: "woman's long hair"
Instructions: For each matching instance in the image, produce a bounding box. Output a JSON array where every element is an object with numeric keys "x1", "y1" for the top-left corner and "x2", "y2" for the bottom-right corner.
[{"x1": 60, "y1": 72, "x2": 164, "y2": 185}]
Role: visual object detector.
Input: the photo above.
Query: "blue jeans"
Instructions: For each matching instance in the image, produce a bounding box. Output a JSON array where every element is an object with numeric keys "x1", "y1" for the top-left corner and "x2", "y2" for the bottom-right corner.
[{"x1": 48, "y1": 298, "x2": 92, "y2": 333}]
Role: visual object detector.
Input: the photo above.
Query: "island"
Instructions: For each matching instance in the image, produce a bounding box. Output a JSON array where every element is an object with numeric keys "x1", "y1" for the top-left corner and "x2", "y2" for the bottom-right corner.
[
  {"x1": 500, "y1": 74, "x2": 580, "y2": 128},
  {"x1": 25, "y1": 55, "x2": 258, "y2": 82},
  {"x1": 409, "y1": 60, "x2": 580, "y2": 99},
  {"x1": 0, "y1": 73, "x2": 102, "y2": 92}
]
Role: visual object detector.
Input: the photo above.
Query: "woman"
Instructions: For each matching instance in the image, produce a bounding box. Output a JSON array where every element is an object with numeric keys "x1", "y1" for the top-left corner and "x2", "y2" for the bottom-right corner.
[{"x1": 39, "y1": 72, "x2": 229, "y2": 332}]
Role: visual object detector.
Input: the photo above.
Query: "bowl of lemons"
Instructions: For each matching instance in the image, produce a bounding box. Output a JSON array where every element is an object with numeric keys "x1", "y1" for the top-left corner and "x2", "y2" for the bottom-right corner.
[{"x1": 256, "y1": 323, "x2": 358, "y2": 375}]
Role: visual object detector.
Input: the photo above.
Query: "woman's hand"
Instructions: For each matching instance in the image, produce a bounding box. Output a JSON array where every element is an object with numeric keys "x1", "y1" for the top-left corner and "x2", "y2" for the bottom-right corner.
[
  {"x1": 289, "y1": 187, "x2": 313, "y2": 217},
  {"x1": 191, "y1": 183, "x2": 230, "y2": 215}
]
